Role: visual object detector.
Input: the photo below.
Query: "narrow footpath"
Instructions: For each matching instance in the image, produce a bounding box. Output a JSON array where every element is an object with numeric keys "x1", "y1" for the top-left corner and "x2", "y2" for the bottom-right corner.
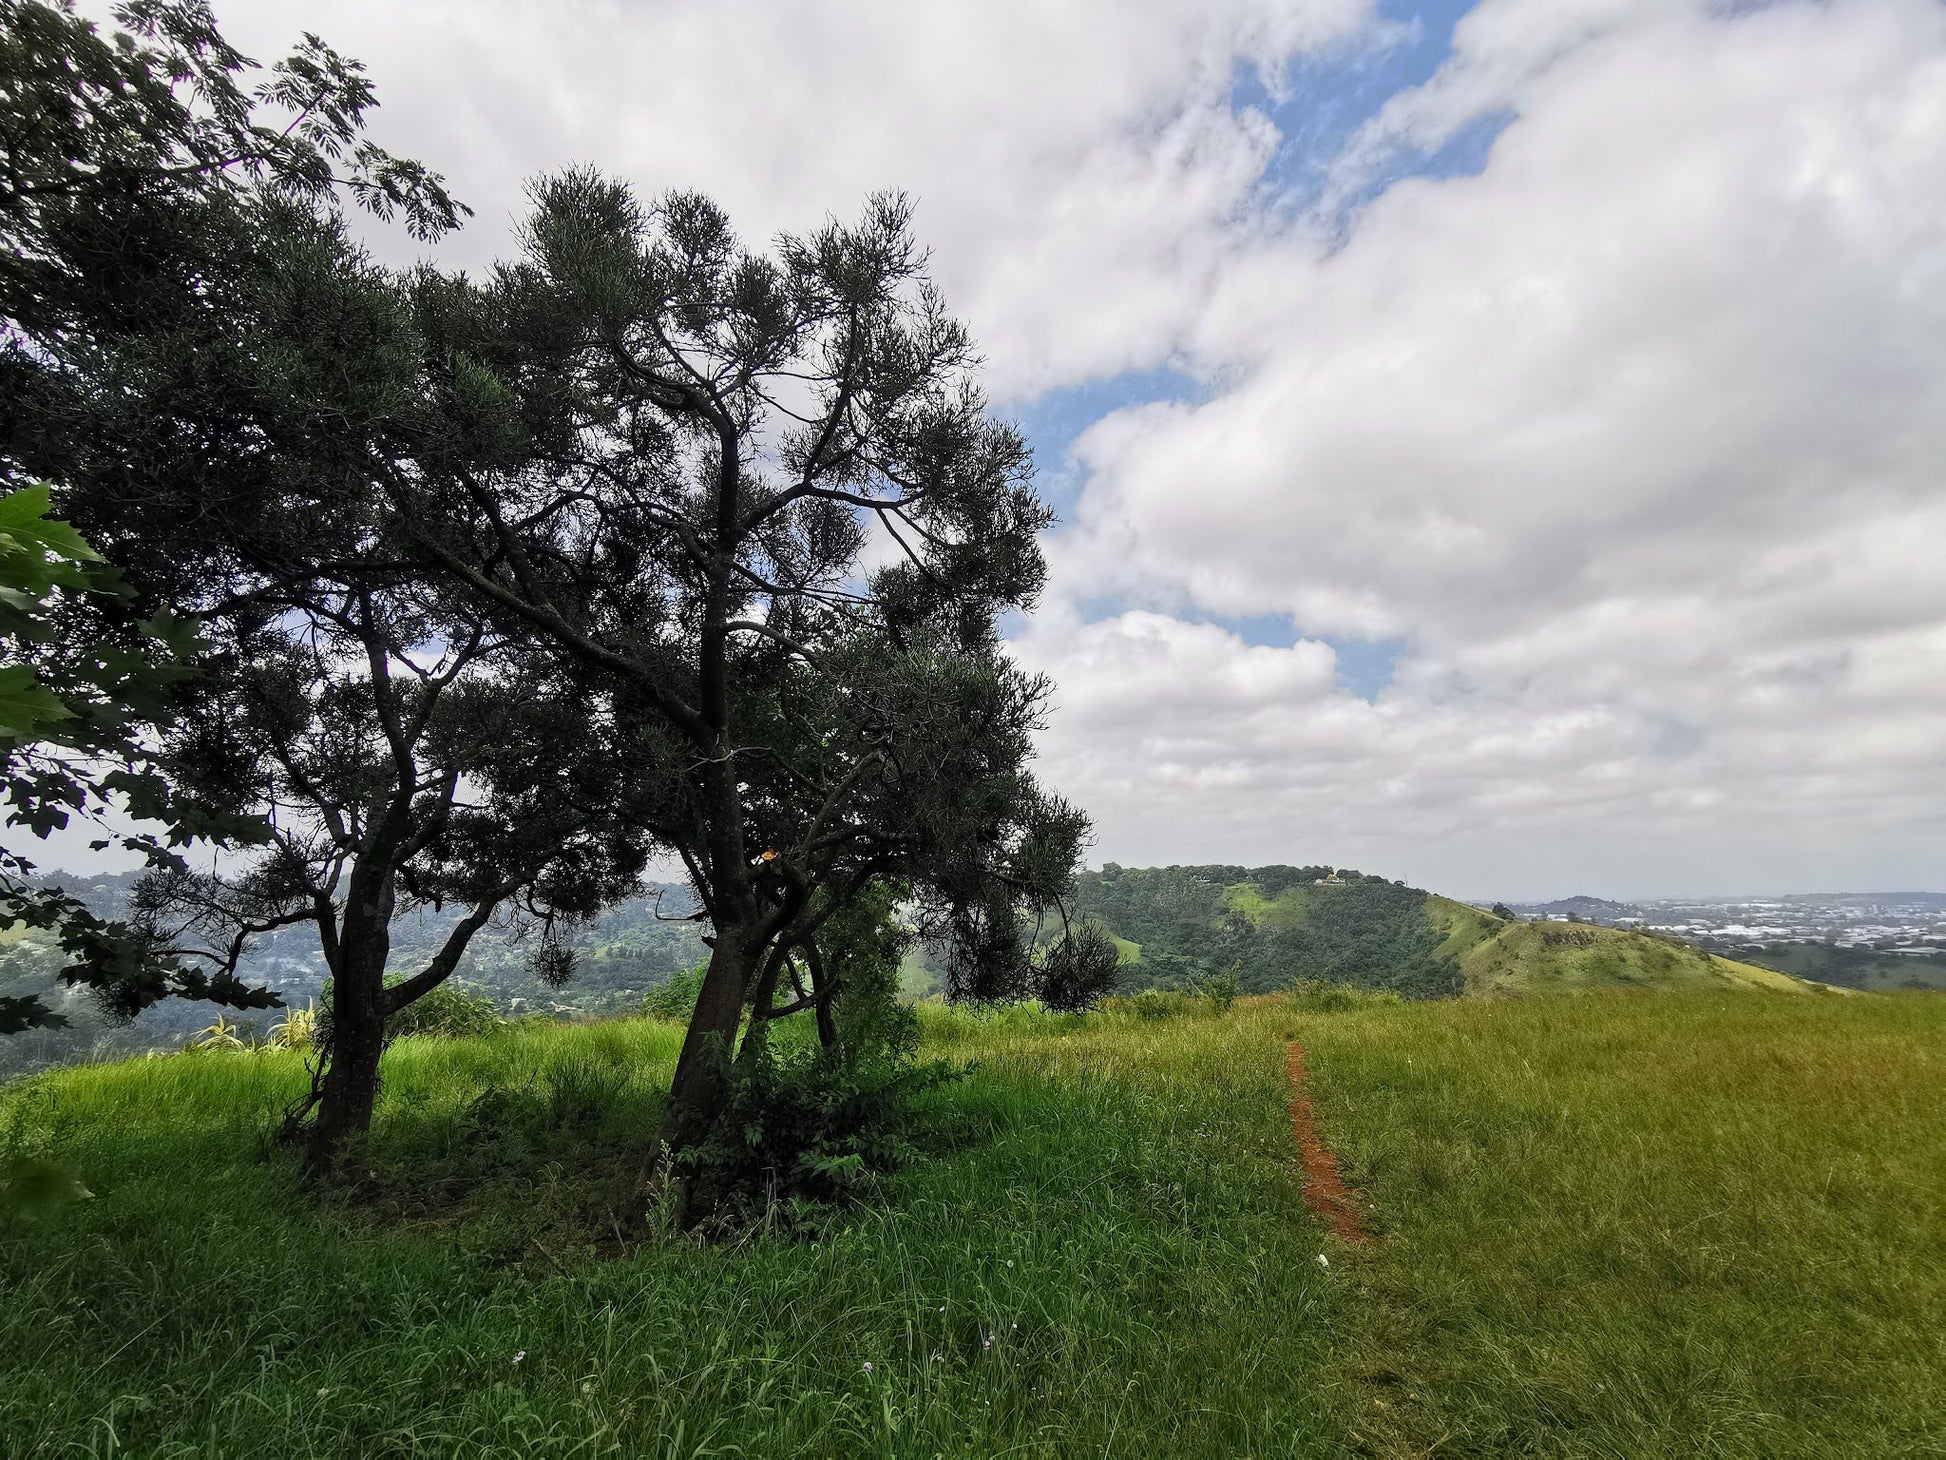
[{"x1": 1286, "y1": 1042, "x2": 1371, "y2": 1245}]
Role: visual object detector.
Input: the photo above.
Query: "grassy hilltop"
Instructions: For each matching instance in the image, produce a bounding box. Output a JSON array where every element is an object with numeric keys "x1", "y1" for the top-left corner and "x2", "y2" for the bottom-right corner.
[
  {"x1": 1425, "y1": 895, "x2": 1813, "y2": 995},
  {"x1": 1069, "y1": 864, "x2": 1803, "y2": 1000},
  {"x1": 2, "y1": 990, "x2": 1940, "y2": 1456}
]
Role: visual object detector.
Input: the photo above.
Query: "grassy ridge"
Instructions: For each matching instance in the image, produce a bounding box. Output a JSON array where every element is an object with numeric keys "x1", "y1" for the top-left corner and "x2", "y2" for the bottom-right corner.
[
  {"x1": 1072, "y1": 866, "x2": 1818, "y2": 1002},
  {"x1": 1077, "y1": 866, "x2": 1461, "y2": 998},
  {"x1": 1426, "y1": 896, "x2": 1813, "y2": 996},
  {"x1": 2, "y1": 991, "x2": 1940, "y2": 1456}
]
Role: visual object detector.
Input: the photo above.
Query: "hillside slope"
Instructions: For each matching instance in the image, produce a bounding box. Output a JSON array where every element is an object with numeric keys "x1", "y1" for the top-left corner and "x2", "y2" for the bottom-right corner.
[
  {"x1": 2, "y1": 872, "x2": 710, "y2": 1080},
  {"x1": 1074, "y1": 864, "x2": 1461, "y2": 999},
  {"x1": 1425, "y1": 896, "x2": 1814, "y2": 996},
  {"x1": 1069, "y1": 865, "x2": 1817, "y2": 1000}
]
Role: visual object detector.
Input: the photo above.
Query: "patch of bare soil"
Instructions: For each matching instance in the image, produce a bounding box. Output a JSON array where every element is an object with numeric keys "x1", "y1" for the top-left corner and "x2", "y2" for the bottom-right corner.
[{"x1": 1286, "y1": 1042, "x2": 1371, "y2": 1245}]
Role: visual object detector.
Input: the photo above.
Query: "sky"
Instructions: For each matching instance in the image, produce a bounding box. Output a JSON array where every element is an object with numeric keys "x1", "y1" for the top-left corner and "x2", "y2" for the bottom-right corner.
[{"x1": 68, "y1": 0, "x2": 1946, "y2": 900}]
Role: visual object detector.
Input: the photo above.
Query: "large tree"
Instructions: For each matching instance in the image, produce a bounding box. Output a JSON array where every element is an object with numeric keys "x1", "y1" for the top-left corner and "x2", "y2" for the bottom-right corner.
[
  {"x1": 17, "y1": 208, "x2": 657, "y2": 1153},
  {"x1": 142, "y1": 573, "x2": 653, "y2": 1159},
  {"x1": 0, "y1": 2, "x2": 673, "y2": 1160},
  {"x1": 397, "y1": 174, "x2": 1115, "y2": 1202}
]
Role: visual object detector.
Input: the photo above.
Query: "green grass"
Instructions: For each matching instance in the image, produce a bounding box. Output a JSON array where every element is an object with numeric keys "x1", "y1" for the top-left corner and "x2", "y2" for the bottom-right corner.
[
  {"x1": 1310, "y1": 990, "x2": 1946, "y2": 1457},
  {"x1": 0, "y1": 1007, "x2": 1340, "y2": 1457},
  {"x1": 1221, "y1": 880, "x2": 1318, "y2": 932},
  {"x1": 1, "y1": 991, "x2": 1940, "y2": 1456}
]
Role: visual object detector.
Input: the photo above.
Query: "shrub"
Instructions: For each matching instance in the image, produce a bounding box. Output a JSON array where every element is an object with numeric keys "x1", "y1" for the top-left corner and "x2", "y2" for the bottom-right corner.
[
  {"x1": 0, "y1": 1155, "x2": 92, "y2": 1214},
  {"x1": 1129, "y1": 988, "x2": 1193, "y2": 1020},
  {"x1": 669, "y1": 882, "x2": 949, "y2": 1230},
  {"x1": 1285, "y1": 978, "x2": 1403, "y2": 1013},
  {"x1": 671, "y1": 1039, "x2": 953, "y2": 1231},
  {"x1": 265, "y1": 1002, "x2": 319, "y2": 1049},
  {"x1": 389, "y1": 981, "x2": 501, "y2": 1039},
  {"x1": 1039, "y1": 921, "x2": 1121, "y2": 1013},
  {"x1": 642, "y1": 963, "x2": 706, "y2": 1021},
  {"x1": 1116, "y1": 977, "x2": 1234, "y2": 1020},
  {"x1": 1189, "y1": 967, "x2": 1240, "y2": 1012},
  {"x1": 184, "y1": 1012, "x2": 253, "y2": 1053},
  {"x1": 317, "y1": 976, "x2": 502, "y2": 1044}
]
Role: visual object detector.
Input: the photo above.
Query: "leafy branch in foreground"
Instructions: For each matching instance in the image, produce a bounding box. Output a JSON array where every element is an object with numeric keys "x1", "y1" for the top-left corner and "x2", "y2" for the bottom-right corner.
[
  {"x1": 2, "y1": 0, "x2": 472, "y2": 1039},
  {"x1": 0, "y1": 484, "x2": 272, "y2": 1033}
]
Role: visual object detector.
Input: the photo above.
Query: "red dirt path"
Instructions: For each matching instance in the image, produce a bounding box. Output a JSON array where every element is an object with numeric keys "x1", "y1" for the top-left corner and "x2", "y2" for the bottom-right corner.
[{"x1": 1286, "y1": 1042, "x2": 1371, "y2": 1246}]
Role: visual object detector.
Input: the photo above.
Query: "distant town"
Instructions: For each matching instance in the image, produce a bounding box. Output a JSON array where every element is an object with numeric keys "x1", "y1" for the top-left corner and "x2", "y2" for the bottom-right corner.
[
  {"x1": 1507, "y1": 891, "x2": 1946, "y2": 950},
  {"x1": 1504, "y1": 892, "x2": 1946, "y2": 991}
]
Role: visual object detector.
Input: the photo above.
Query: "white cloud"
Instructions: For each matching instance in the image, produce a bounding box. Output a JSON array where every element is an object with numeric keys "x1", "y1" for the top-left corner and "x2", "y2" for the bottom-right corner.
[
  {"x1": 60, "y1": 0, "x2": 1946, "y2": 897},
  {"x1": 209, "y1": 0, "x2": 1373, "y2": 398},
  {"x1": 1034, "y1": 0, "x2": 1946, "y2": 895}
]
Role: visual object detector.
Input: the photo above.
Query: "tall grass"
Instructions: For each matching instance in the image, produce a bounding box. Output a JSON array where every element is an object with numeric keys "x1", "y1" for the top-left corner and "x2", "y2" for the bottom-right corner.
[
  {"x1": 1308, "y1": 991, "x2": 1946, "y2": 1457},
  {"x1": 1, "y1": 993, "x2": 1938, "y2": 1456},
  {"x1": 0, "y1": 1005, "x2": 1342, "y2": 1457}
]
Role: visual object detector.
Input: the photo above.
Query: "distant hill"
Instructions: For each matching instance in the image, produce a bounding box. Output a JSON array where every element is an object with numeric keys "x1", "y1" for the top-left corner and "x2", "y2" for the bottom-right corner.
[
  {"x1": 1734, "y1": 942, "x2": 1946, "y2": 993},
  {"x1": 1068, "y1": 865, "x2": 1816, "y2": 1002},
  {"x1": 1511, "y1": 894, "x2": 1644, "y2": 920},
  {"x1": 1073, "y1": 864, "x2": 1461, "y2": 999},
  {"x1": 1, "y1": 873, "x2": 709, "y2": 1079},
  {"x1": 1425, "y1": 897, "x2": 1812, "y2": 997}
]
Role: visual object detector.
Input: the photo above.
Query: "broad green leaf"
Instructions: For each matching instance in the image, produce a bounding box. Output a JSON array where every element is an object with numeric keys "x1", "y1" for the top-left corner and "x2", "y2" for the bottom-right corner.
[{"x1": 0, "y1": 665, "x2": 74, "y2": 738}]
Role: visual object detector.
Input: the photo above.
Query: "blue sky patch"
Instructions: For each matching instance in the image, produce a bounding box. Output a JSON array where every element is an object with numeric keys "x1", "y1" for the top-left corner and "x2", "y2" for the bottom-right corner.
[
  {"x1": 1018, "y1": 4, "x2": 1492, "y2": 659},
  {"x1": 1325, "y1": 636, "x2": 1407, "y2": 700}
]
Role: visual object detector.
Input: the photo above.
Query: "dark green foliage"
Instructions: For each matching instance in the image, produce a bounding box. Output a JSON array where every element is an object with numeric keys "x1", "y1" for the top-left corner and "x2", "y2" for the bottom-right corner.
[
  {"x1": 1284, "y1": 977, "x2": 1404, "y2": 1012},
  {"x1": 1117, "y1": 970, "x2": 1239, "y2": 1020},
  {"x1": 0, "y1": 485, "x2": 273, "y2": 1032},
  {"x1": 1073, "y1": 864, "x2": 1463, "y2": 1000},
  {"x1": 1037, "y1": 921, "x2": 1121, "y2": 1013},
  {"x1": 0, "y1": 1, "x2": 661, "y2": 1154},
  {"x1": 673, "y1": 883, "x2": 946, "y2": 1226},
  {"x1": 819, "y1": 884, "x2": 922, "y2": 1063},
  {"x1": 1190, "y1": 967, "x2": 1240, "y2": 1012},
  {"x1": 1129, "y1": 988, "x2": 1192, "y2": 1020},
  {"x1": 3, "y1": 0, "x2": 1096, "y2": 1205},
  {"x1": 0, "y1": 1153, "x2": 92, "y2": 1214},
  {"x1": 673, "y1": 1038, "x2": 955, "y2": 1231},
  {"x1": 397, "y1": 174, "x2": 1105, "y2": 1185}
]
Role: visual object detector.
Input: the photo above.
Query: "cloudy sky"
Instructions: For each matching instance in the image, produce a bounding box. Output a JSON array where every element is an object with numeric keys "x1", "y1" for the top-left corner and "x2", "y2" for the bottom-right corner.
[{"x1": 179, "y1": 0, "x2": 1946, "y2": 898}]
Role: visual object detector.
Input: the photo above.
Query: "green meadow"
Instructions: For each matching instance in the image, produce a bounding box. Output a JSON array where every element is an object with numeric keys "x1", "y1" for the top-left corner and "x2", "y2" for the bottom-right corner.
[{"x1": 2, "y1": 990, "x2": 1941, "y2": 1458}]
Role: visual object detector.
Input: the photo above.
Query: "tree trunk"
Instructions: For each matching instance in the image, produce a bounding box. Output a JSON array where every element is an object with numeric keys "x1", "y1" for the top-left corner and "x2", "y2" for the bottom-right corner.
[
  {"x1": 658, "y1": 926, "x2": 756, "y2": 1158},
  {"x1": 302, "y1": 884, "x2": 394, "y2": 1172},
  {"x1": 306, "y1": 968, "x2": 385, "y2": 1170},
  {"x1": 805, "y1": 940, "x2": 839, "y2": 1052}
]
